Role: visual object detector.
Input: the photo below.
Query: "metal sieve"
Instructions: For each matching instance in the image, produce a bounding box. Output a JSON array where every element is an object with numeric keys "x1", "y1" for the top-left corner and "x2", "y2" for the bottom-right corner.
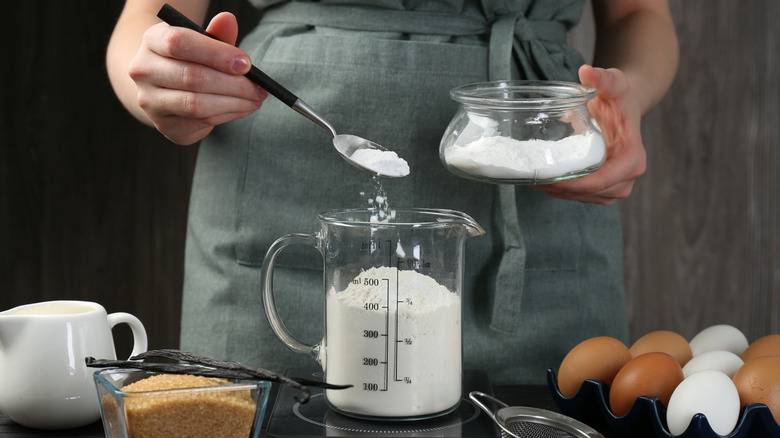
[{"x1": 469, "y1": 392, "x2": 604, "y2": 438}]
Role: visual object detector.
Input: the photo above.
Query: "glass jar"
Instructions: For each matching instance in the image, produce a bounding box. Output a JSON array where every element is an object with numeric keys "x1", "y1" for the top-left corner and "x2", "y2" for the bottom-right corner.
[{"x1": 440, "y1": 81, "x2": 606, "y2": 185}]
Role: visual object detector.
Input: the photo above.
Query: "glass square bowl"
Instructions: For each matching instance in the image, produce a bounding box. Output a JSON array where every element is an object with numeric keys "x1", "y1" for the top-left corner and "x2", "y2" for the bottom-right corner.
[{"x1": 94, "y1": 368, "x2": 271, "y2": 438}]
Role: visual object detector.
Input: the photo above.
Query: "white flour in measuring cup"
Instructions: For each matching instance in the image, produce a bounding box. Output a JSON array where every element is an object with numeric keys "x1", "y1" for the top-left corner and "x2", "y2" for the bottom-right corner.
[
  {"x1": 444, "y1": 131, "x2": 605, "y2": 180},
  {"x1": 324, "y1": 266, "x2": 461, "y2": 418}
]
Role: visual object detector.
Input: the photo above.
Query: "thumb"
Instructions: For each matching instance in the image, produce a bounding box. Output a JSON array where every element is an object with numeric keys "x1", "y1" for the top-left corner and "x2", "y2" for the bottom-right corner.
[
  {"x1": 579, "y1": 65, "x2": 628, "y2": 100},
  {"x1": 205, "y1": 12, "x2": 240, "y2": 46},
  {"x1": 578, "y1": 64, "x2": 601, "y2": 89}
]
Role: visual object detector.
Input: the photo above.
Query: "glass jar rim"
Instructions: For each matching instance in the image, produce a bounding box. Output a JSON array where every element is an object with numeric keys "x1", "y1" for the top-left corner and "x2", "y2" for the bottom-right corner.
[{"x1": 450, "y1": 80, "x2": 596, "y2": 110}]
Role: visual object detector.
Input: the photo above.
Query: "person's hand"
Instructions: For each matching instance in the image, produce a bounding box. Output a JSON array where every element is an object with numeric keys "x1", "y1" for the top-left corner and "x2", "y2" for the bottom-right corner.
[
  {"x1": 128, "y1": 12, "x2": 268, "y2": 145},
  {"x1": 532, "y1": 65, "x2": 646, "y2": 205}
]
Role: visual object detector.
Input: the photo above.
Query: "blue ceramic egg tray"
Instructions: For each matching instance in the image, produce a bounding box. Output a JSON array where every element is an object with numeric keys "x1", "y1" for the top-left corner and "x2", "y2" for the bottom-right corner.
[{"x1": 546, "y1": 369, "x2": 780, "y2": 438}]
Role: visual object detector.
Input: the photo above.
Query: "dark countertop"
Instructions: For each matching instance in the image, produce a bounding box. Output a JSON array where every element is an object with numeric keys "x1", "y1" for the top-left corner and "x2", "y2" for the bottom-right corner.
[{"x1": 0, "y1": 384, "x2": 609, "y2": 437}]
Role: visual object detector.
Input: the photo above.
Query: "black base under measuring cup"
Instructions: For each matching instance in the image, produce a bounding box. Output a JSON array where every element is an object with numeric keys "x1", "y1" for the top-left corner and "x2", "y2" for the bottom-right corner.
[{"x1": 266, "y1": 368, "x2": 498, "y2": 437}]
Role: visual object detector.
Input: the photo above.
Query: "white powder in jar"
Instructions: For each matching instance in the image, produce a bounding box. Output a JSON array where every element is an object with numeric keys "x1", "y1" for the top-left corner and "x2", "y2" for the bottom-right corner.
[
  {"x1": 350, "y1": 149, "x2": 410, "y2": 177},
  {"x1": 444, "y1": 132, "x2": 605, "y2": 180},
  {"x1": 324, "y1": 266, "x2": 461, "y2": 418}
]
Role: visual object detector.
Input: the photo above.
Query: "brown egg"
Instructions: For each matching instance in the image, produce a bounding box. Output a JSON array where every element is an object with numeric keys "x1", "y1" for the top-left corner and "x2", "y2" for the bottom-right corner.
[
  {"x1": 733, "y1": 356, "x2": 780, "y2": 423},
  {"x1": 609, "y1": 352, "x2": 684, "y2": 417},
  {"x1": 557, "y1": 336, "x2": 632, "y2": 398},
  {"x1": 630, "y1": 330, "x2": 693, "y2": 366},
  {"x1": 741, "y1": 334, "x2": 780, "y2": 363}
]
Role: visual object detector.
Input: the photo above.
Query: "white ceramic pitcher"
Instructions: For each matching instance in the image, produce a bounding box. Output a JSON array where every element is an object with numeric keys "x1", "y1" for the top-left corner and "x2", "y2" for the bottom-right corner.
[{"x1": 0, "y1": 300, "x2": 147, "y2": 429}]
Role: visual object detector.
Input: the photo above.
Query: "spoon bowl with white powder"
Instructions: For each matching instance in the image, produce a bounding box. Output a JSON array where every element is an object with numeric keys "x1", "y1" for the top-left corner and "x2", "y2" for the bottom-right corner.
[
  {"x1": 334, "y1": 134, "x2": 410, "y2": 178},
  {"x1": 440, "y1": 80, "x2": 606, "y2": 185}
]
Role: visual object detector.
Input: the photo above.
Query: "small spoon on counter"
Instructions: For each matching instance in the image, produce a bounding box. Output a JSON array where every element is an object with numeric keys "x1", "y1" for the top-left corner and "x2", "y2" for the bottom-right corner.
[{"x1": 157, "y1": 3, "x2": 409, "y2": 178}]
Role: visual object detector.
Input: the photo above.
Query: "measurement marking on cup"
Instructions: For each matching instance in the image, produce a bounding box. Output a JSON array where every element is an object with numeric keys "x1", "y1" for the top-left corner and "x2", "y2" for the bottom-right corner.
[
  {"x1": 394, "y1": 262, "x2": 402, "y2": 383},
  {"x1": 385, "y1": 240, "x2": 394, "y2": 391},
  {"x1": 358, "y1": 242, "x2": 443, "y2": 392},
  {"x1": 383, "y1": 278, "x2": 390, "y2": 392},
  {"x1": 392, "y1": 255, "x2": 416, "y2": 384}
]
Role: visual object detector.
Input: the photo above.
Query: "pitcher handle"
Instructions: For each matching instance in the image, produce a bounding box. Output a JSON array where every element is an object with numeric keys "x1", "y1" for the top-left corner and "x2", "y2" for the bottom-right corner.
[
  {"x1": 107, "y1": 312, "x2": 148, "y2": 358},
  {"x1": 261, "y1": 232, "x2": 320, "y2": 357}
]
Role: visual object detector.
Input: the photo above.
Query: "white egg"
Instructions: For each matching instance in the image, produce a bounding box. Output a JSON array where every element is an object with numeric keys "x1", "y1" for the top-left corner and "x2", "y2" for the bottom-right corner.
[
  {"x1": 682, "y1": 350, "x2": 744, "y2": 378},
  {"x1": 689, "y1": 324, "x2": 748, "y2": 356},
  {"x1": 666, "y1": 370, "x2": 740, "y2": 436}
]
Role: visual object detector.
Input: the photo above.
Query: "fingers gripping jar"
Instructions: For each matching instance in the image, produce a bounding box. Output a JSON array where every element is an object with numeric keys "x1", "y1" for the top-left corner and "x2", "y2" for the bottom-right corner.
[{"x1": 440, "y1": 81, "x2": 606, "y2": 185}]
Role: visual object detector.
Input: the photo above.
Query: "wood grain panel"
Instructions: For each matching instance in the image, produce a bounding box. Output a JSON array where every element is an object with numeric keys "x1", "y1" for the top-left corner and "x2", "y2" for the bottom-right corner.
[
  {"x1": 1, "y1": 1, "x2": 198, "y2": 354},
  {"x1": 620, "y1": 1, "x2": 779, "y2": 342}
]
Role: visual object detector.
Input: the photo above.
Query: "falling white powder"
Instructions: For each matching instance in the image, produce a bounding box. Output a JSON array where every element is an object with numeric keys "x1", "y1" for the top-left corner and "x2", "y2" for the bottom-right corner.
[
  {"x1": 324, "y1": 266, "x2": 461, "y2": 417},
  {"x1": 444, "y1": 132, "x2": 605, "y2": 181},
  {"x1": 360, "y1": 176, "x2": 397, "y2": 223},
  {"x1": 350, "y1": 149, "x2": 410, "y2": 177}
]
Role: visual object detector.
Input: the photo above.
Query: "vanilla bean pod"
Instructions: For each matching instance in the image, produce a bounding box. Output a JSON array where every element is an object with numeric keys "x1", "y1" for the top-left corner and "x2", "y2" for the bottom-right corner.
[
  {"x1": 133, "y1": 350, "x2": 352, "y2": 392},
  {"x1": 86, "y1": 358, "x2": 263, "y2": 380},
  {"x1": 86, "y1": 349, "x2": 351, "y2": 404},
  {"x1": 133, "y1": 350, "x2": 341, "y2": 390}
]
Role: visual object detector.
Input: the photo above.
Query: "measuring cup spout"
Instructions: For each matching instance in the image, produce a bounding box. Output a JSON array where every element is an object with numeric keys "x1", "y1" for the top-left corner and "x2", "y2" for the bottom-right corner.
[
  {"x1": 450, "y1": 211, "x2": 486, "y2": 238},
  {"x1": 463, "y1": 219, "x2": 485, "y2": 238}
]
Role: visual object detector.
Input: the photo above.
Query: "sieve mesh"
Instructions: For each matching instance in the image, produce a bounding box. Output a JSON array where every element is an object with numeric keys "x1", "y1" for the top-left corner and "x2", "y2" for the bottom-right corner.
[
  {"x1": 469, "y1": 392, "x2": 604, "y2": 438},
  {"x1": 503, "y1": 417, "x2": 578, "y2": 438}
]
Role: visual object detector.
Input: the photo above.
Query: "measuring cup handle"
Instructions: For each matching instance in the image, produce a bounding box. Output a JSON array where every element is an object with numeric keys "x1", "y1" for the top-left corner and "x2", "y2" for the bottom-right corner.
[{"x1": 261, "y1": 232, "x2": 320, "y2": 356}]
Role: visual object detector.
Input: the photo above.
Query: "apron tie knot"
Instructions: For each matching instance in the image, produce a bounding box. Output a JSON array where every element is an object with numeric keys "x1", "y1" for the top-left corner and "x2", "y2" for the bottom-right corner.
[
  {"x1": 510, "y1": 12, "x2": 537, "y2": 42},
  {"x1": 488, "y1": 11, "x2": 570, "y2": 81}
]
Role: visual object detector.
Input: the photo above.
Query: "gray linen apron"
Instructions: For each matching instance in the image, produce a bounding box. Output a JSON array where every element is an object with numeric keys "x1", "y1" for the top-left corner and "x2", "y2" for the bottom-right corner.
[{"x1": 180, "y1": 0, "x2": 628, "y2": 384}]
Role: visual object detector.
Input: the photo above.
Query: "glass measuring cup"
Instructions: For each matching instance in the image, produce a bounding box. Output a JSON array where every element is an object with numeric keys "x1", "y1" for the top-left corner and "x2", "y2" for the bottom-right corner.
[{"x1": 261, "y1": 208, "x2": 484, "y2": 419}]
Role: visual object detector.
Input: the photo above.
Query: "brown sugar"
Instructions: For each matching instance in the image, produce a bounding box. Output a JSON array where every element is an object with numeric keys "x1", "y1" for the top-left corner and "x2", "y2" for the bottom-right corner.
[{"x1": 106, "y1": 374, "x2": 257, "y2": 438}]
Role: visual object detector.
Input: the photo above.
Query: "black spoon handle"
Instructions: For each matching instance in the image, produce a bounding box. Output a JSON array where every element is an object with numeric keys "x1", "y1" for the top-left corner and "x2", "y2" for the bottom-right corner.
[{"x1": 157, "y1": 3, "x2": 298, "y2": 107}]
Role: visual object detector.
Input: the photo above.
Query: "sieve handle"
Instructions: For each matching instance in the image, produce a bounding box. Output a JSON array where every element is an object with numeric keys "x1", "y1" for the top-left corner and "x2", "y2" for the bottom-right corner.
[
  {"x1": 470, "y1": 391, "x2": 521, "y2": 438},
  {"x1": 469, "y1": 391, "x2": 507, "y2": 419}
]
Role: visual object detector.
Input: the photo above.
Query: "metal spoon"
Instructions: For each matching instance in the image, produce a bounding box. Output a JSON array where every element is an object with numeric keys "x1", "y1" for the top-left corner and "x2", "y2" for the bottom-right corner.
[{"x1": 157, "y1": 4, "x2": 407, "y2": 178}]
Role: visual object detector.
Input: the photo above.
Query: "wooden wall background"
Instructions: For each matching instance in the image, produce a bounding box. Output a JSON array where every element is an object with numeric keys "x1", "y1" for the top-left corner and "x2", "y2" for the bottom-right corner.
[{"x1": 2, "y1": 1, "x2": 778, "y2": 359}]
